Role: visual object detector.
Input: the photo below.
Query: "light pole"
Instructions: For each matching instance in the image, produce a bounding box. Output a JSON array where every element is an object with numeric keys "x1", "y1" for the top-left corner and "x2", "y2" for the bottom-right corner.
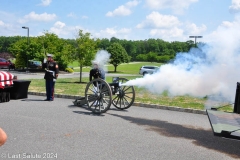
[
  {"x1": 22, "y1": 26, "x2": 29, "y2": 71},
  {"x1": 189, "y1": 36, "x2": 202, "y2": 47}
]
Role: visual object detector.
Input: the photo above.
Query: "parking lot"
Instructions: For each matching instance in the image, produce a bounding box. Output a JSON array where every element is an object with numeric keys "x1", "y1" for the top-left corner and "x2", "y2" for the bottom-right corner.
[{"x1": 1, "y1": 95, "x2": 240, "y2": 159}]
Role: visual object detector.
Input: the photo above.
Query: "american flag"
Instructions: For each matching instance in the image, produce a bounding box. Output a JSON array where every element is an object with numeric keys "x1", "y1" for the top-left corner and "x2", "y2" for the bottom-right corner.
[{"x1": 0, "y1": 71, "x2": 14, "y2": 89}]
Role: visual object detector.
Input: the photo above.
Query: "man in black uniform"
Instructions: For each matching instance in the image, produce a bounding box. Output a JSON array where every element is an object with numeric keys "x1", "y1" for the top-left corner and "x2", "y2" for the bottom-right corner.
[
  {"x1": 89, "y1": 62, "x2": 105, "y2": 82},
  {"x1": 89, "y1": 62, "x2": 105, "y2": 106},
  {"x1": 43, "y1": 54, "x2": 59, "y2": 101}
]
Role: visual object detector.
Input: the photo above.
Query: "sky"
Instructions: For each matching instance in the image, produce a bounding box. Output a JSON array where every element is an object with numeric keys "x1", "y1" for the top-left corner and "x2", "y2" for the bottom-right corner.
[{"x1": 0, "y1": 0, "x2": 239, "y2": 42}]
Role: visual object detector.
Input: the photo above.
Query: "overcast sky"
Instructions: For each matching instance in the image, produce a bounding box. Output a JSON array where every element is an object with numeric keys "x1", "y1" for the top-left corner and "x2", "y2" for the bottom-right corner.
[{"x1": 0, "y1": 0, "x2": 239, "y2": 42}]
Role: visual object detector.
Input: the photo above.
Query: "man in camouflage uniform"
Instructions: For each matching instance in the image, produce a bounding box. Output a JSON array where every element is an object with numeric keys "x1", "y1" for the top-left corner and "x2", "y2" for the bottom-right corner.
[{"x1": 43, "y1": 54, "x2": 59, "y2": 101}]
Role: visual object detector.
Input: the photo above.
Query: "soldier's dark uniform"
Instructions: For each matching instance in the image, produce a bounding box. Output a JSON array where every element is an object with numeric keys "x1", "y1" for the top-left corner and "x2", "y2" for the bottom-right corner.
[
  {"x1": 89, "y1": 68, "x2": 105, "y2": 87},
  {"x1": 89, "y1": 68, "x2": 104, "y2": 81},
  {"x1": 43, "y1": 54, "x2": 59, "y2": 101}
]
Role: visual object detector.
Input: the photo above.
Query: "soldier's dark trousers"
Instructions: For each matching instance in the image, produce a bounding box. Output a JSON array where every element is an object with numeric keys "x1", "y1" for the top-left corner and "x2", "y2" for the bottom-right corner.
[{"x1": 45, "y1": 80, "x2": 55, "y2": 101}]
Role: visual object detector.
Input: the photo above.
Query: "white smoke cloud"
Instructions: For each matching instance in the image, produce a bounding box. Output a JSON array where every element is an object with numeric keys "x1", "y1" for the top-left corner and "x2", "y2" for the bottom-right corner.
[
  {"x1": 92, "y1": 50, "x2": 111, "y2": 72},
  {"x1": 124, "y1": 16, "x2": 240, "y2": 106}
]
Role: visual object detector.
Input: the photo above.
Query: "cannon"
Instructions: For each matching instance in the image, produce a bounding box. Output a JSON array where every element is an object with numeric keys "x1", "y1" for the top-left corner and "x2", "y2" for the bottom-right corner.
[{"x1": 73, "y1": 77, "x2": 135, "y2": 114}]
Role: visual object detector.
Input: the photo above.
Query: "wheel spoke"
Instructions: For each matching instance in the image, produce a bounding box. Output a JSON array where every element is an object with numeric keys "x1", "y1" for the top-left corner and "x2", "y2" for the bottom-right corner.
[
  {"x1": 85, "y1": 78, "x2": 112, "y2": 113},
  {"x1": 112, "y1": 78, "x2": 135, "y2": 110},
  {"x1": 114, "y1": 96, "x2": 120, "y2": 105},
  {"x1": 123, "y1": 86, "x2": 131, "y2": 92},
  {"x1": 123, "y1": 94, "x2": 133, "y2": 99},
  {"x1": 112, "y1": 95, "x2": 119, "y2": 101},
  {"x1": 123, "y1": 96, "x2": 130, "y2": 105}
]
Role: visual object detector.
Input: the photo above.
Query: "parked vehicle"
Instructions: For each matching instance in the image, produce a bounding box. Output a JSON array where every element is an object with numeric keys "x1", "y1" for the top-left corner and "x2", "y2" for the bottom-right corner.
[
  {"x1": 0, "y1": 58, "x2": 10, "y2": 69},
  {"x1": 28, "y1": 60, "x2": 42, "y2": 69},
  {"x1": 139, "y1": 66, "x2": 159, "y2": 76}
]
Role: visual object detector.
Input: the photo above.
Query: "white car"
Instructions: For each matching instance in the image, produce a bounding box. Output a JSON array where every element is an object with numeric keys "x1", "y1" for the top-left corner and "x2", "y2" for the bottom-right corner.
[{"x1": 139, "y1": 66, "x2": 159, "y2": 76}]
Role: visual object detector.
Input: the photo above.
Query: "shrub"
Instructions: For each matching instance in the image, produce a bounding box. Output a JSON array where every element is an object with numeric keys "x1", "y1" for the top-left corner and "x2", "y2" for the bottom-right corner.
[{"x1": 65, "y1": 68, "x2": 74, "y2": 73}]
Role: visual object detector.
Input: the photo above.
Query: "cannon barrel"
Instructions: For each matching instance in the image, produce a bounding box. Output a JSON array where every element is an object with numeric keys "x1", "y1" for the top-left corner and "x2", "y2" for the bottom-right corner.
[{"x1": 108, "y1": 82, "x2": 119, "y2": 88}]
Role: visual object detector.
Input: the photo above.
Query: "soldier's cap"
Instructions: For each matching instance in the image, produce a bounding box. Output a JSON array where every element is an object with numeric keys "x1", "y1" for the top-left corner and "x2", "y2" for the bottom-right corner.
[{"x1": 47, "y1": 54, "x2": 53, "y2": 57}]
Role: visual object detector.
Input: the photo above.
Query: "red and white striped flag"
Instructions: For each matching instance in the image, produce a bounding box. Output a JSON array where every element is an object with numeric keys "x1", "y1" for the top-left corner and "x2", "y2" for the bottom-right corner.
[{"x1": 0, "y1": 71, "x2": 14, "y2": 89}]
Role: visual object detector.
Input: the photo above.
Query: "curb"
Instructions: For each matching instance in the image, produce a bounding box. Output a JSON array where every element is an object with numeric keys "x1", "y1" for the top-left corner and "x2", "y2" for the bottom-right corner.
[{"x1": 28, "y1": 92, "x2": 206, "y2": 115}]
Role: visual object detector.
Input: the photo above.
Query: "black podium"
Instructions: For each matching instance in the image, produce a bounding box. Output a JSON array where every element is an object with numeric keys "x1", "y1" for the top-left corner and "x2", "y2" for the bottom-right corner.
[
  {"x1": 0, "y1": 86, "x2": 12, "y2": 102},
  {"x1": 234, "y1": 82, "x2": 240, "y2": 113},
  {"x1": 10, "y1": 80, "x2": 31, "y2": 99},
  {"x1": 206, "y1": 82, "x2": 240, "y2": 140}
]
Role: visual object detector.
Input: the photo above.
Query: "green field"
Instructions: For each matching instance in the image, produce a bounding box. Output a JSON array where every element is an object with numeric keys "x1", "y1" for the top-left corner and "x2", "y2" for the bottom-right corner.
[
  {"x1": 28, "y1": 73, "x2": 233, "y2": 112},
  {"x1": 69, "y1": 62, "x2": 162, "y2": 74}
]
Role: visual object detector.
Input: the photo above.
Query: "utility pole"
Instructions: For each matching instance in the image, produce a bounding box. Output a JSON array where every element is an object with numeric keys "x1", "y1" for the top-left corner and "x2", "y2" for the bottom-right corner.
[
  {"x1": 22, "y1": 26, "x2": 30, "y2": 71},
  {"x1": 189, "y1": 36, "x2": 203, "y2": 47}
]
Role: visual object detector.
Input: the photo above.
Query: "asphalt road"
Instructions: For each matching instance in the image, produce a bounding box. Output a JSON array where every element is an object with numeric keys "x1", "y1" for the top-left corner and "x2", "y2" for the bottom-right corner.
[
  {"x1": 0, "y1": 95, "x2": 240, "y2": 160},
  {"x1": 5, "y1": 70, "x2": 140, "y2": 80}
]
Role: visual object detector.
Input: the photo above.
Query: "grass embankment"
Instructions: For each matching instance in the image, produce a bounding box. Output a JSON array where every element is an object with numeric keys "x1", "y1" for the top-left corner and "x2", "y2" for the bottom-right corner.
[{"x1": 28, "y1": 62, "x2": 233, "y2": 112}]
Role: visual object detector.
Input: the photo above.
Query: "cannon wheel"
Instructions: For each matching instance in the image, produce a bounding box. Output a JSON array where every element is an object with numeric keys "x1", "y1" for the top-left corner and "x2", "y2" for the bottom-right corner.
[
  {"x1": 112, "y1": 78, "x2": 135, "y2": 110},
  {"x1": 85, "y1": 78, "x2": 112, "y2": 113}
]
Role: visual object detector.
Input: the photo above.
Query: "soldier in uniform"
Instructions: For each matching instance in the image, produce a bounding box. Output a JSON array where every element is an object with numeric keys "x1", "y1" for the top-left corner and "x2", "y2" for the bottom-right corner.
[
  {"x1": 89, "y1": 62, "x2": 105, "y2": 82},
  {"x1": 89, "y1": 62, "x2": 106, "y2": 106},
  {"x1": 43, "y1": 54, "x2": 59, "y2": 101}
]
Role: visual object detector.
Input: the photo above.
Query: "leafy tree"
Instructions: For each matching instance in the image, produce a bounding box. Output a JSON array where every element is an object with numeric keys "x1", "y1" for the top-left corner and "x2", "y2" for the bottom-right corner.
[
  {"x1": 110, "y1": 37, "x2": 119, "y2": 43},
  {"x1": 147, "y1": 39, "x2": 160, "y2": 53},
  {"x1": 8, "y1": 39, "x2": 30, "y2": 69},
  {"x1": 0, "y1": 36, "x2": 22, "y2": 52},
  {"x1": 157, "y1": 55, "x2": 171, "y2": 63},
  {"x1": 107, "y1": 42, "x2": 129, "y2": 72},
  {"x1": 9, "y1": 32, "x2": 74, "y2": 70},
  {"x1": 121, "y1": 40, "x2": 137, "y2": 61},
  {"x1": 97, "y1": 38, "x2": 110, "y2": 50},
  {"x1": 15, "y1": 53, "x2": 26, "y2": 69},
  {"x1": 74, "y1": 30, "x2": 98, "y2": 82},
  {"x1": 186, "y1": 40, "x2": 195, "y2": 50},
  {"x1": 37, "y1": 32, "x2": 75, "y2": 70},
  {"x1": 136, "y1": 54, "x2": 147, "y2": 61},
  {"x1": 147, "y1": 52, "x2": 158, "y2": 63}
]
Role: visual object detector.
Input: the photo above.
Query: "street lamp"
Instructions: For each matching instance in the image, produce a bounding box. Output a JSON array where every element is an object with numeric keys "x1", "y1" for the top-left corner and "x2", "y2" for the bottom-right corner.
[
  {"x1": 189, "y1": 36, "x2": 203, "y2": 47},
  {"x1": 22, "y1": 26, "x2": 29, "y2": 71}
]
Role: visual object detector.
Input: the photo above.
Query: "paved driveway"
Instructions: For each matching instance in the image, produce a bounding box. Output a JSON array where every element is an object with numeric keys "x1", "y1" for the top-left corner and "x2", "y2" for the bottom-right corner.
[
  {"x1": 0, "y1": 95, "x2": 240, "y2": 160},
  {"x1": 5, "y1": 70, "x2": 140, "y2": 80}
]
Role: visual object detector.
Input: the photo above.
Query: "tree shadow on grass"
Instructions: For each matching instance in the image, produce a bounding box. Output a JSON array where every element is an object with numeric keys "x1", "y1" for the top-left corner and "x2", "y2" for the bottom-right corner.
[{"x1": 109, "y1": 113, "x2": 240, "y2": 159}]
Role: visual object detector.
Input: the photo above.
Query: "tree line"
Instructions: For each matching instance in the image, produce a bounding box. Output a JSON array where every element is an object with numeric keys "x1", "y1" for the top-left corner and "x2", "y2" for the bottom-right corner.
[{"x1": 0, "y1": 30, "x2": 196, "y2": 73}]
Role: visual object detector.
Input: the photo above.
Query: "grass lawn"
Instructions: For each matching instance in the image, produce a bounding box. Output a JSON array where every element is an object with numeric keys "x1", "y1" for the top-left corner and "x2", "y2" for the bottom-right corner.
[
  {"x1": 28, "y1": 75, "x2": 233, "y2": 112},
  {"x1": 27, "y1": 61, "x2": 233, "y2": 112},
  {"x1": 69, "y1": 62, "x2": 162, "y2": 74}
]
